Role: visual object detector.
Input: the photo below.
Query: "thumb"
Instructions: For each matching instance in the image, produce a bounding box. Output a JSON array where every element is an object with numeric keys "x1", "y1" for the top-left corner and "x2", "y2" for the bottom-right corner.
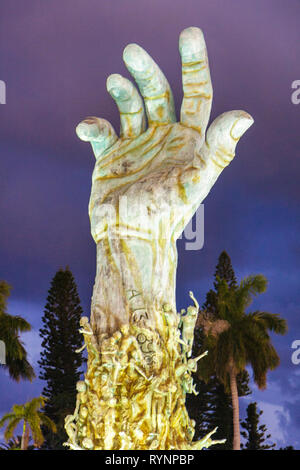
[
  {"x1": 76, "y1": 117, "x2": 118, "y2": 159},
  {"x1": 205, "y1": 110, "x2": 254, "y2": 169}
]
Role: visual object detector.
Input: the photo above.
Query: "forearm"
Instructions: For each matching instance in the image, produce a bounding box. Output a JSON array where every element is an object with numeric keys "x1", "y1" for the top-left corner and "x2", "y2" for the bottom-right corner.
[{"x1": 90, "y1": 236, "x2": 178, "y2": 339}]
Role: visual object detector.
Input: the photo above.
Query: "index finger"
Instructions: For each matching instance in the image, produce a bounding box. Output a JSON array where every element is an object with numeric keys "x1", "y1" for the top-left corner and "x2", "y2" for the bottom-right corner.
[{"x1": 123, "y1": 44, "x2": 176, "y2": 125}]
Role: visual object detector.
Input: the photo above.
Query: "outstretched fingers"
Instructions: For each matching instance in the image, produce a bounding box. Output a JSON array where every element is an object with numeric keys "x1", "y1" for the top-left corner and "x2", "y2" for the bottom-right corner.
[
  {"x1": 76, "y1": 117, "x2": 118, "y2": 159},
  {"x1": 205, "y1": 110, "x2": 254, "y2": 169},
  {"x1": 179, "y1": 27, "x2": 212, "y2": 136},
  {"x1": 107, "y1": 74, "x2": 146, "y2": 139},
  {"x1": 123, "y1": 43, "x2": 176, "y2": 125}
]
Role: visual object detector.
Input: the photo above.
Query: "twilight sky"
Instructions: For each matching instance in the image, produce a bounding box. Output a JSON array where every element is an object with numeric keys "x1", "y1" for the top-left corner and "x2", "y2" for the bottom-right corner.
[{"x1": 0, "y1": 0, "x2": 299, "y2": 448}]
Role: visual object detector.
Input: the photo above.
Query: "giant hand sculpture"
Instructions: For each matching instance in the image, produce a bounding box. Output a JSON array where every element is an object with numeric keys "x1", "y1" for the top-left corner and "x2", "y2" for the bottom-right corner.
[
  {"x1": 66, "y1": 27, "x2": 253, "y2": 451},
  {"x1": 76, "y1": 27, "x2": 253, "y2": 339}
]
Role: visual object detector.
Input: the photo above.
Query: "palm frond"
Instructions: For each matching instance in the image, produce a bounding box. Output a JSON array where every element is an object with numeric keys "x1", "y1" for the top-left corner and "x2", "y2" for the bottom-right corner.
[
  {"x1": 4, "y1": 418, "x2": 21, "y2": 442},
  {"x1": 26, "y1": 397, "x2": 46, "y2": 415},
  {"x1": 0, "y1": 281, "x2": 11, "y2": 312},
  {"x1": 0, "y1": 413, "x2": 16, "y2": 429},
  {"x1": 27, "y1": 417, "x2": 44, "y2": 448},
  {"x1": 251, "y1": 311, "x2": 287, "y2": 335},
  {"x1": 236, "y1": 275, "x2": 267, "y2": 310},
  {"x1": 38, "y1": 412, "x2": 57, "y2": 433},
  {"x1": 0, "y1": 313, "x2": 32, "y2": 334},
  {"x1": 6, "y1": 356, "x2": 35, "y2": 382}
]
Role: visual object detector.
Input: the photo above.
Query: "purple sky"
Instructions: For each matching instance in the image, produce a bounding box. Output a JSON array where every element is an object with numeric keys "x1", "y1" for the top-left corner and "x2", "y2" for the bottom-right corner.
[{"x1": 0, "y1": 0, "x2": 299, "y2": 448}]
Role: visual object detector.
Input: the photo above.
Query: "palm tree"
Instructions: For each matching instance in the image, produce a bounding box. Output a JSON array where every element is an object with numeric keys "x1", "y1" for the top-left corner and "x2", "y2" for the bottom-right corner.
[
  {"x1": 0, "y1": 436, "x2": 22, "y2": 450},
  {"x1": 0, "y1": 435, "x2": 35, "y2": 450},
  {"x1": 197, "y1": 274, "x2": 287, "y2": 450},
  {"x1": 0, "y1": 280, "x2": 35, "y2": 381},
  {"x1": 0, "y1": 396, "x2": 56, "y2": 450}
]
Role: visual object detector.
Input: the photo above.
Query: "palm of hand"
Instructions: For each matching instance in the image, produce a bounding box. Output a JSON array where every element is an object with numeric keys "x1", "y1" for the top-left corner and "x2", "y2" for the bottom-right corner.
[{"x1": 76, "y1": 27, "x2": 253, "y2": 244}]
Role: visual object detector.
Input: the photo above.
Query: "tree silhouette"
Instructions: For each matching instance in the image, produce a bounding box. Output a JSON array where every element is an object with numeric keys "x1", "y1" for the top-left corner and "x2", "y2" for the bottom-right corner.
[
  {"x1": 39, "y1": 267, "x2": 85, "y2": 449},
  {"x1": 0, "y1": 397, "x2": 56, "y2": 450},
  {"x1": 241, "y1": 402, "x2": 276, "y2": 450}
]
